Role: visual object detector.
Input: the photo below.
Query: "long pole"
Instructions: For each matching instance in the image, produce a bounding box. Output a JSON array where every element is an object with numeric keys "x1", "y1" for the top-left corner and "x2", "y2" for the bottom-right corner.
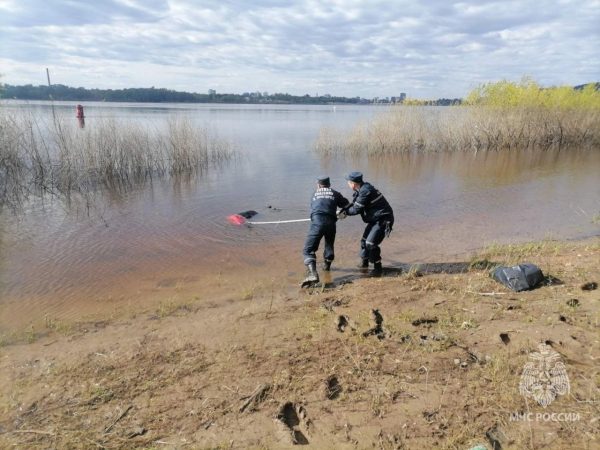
[
  {"x1": 46, "y1": 68, "x2": 58, "y2": 124},
  {"x1": 247, "y1": 218, "x2": 310, "y2": 225}
]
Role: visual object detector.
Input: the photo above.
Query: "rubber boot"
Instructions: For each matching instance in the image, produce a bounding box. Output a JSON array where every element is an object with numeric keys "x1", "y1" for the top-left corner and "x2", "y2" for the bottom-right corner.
[
  {"x1": 357, "y1": 258, "x2": 369, "y2": 272},
  {"x1": 322, "y1": 260, "x2": 332, "y2": 271},
  {"x1": 370, "y1": 261, "x2": 383, "y2": 277},
  {"x1": 300, "y1": 261, "x2": 320, "y2": 287}
]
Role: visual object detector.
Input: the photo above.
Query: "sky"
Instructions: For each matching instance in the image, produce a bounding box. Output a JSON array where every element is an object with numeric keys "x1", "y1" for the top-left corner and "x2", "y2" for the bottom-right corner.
[{"x1": 0, "y1": 0, "x2": 598, "y2": 99}]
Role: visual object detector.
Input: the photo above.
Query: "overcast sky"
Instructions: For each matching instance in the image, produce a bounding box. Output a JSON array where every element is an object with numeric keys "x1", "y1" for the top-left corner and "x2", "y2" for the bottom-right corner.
[{"x1": 0, "y1": 0, "x2": 598, "y2": 98}]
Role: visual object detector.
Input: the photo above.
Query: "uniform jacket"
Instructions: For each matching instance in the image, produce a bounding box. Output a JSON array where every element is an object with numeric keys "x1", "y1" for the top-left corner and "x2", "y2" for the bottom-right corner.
[
  {"x1": 310, "y1": 187, "x2": 349, "y2": 224},
  {"x1": 346, "y1": 182, "x2": 394, "y2": 223}
]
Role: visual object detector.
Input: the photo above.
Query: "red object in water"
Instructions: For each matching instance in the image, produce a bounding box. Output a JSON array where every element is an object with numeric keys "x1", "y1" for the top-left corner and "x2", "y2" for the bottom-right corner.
[
  {"x1": 227, "y1": 214, "x2": 246, "y2": 225},
  {"x1": 75, "y1": 104, "x2": 85, "y2": 119}
]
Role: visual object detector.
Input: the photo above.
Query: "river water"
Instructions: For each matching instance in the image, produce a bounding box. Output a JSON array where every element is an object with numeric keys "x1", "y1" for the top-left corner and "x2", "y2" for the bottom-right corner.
[{"x1": 1, "y1": 101, "x2": 599, "y2": 333}]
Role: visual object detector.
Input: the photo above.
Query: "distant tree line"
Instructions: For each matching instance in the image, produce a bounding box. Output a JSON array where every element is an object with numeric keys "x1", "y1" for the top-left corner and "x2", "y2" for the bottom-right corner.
[
  {"x1": 0, "y1": 84, "x2": 377, "y2": 105},
  {"x1": 5, "y1": 82, "x2": 593, "y2": 106},
  {"x1": 402, "y1": 98, "x2": 462, "y2": 106},
  {"x1": 575, "y1": 82, "x2": 600, "y2": 91},
  {"x1": 0, "y1": 83, "x2": 470, "y2": 105}
]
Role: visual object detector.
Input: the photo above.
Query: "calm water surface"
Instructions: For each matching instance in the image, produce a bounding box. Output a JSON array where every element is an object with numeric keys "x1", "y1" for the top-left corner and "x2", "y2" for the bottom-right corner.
[{"x1": 1, "y1": 101, "x2": 599, "y2": 332}]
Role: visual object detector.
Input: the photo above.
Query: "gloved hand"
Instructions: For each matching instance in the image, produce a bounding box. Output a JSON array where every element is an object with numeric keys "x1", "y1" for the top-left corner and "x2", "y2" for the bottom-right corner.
[
  {"x1": 337, "y1": 209, "x2": 347, "y2": 220},
  {"x1": 384, "y1": 221, "x2": 393, "y2": 237}
]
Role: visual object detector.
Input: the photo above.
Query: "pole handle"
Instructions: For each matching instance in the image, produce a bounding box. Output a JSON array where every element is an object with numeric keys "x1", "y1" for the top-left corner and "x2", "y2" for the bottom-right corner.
[{"x1": 248, "y1": 218, "x2": 310, "y2": 224}]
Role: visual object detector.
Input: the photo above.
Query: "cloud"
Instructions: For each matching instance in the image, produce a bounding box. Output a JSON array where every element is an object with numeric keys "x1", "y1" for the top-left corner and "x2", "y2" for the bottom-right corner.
[
  {"x1": 0, "y1": 0, "x2": 168, "y2": 26},
  {"x1": 0, "y1": 0, "x2": 598, "y2": 98}
]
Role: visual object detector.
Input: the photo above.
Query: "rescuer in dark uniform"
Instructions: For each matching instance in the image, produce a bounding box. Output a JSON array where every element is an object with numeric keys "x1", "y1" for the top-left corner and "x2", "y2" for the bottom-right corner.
[
  {"x1": 301, "y1": 176, "x2": 350, "y2": 287},
  {"x1": 341, "y1": 171, "x2": 394, "y2": 276}
]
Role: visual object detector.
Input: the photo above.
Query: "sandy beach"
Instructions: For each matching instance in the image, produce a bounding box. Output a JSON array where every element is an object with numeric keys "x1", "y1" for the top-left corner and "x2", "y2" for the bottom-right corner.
[{"x1": 1, "y1": 238, "x2": 598, "y2": 449}]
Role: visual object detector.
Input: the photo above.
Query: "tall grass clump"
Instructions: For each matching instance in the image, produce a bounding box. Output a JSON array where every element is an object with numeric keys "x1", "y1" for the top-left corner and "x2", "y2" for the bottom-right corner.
[
  {"x1": 316, "y1": 78, "x2": 600, "y2": 156},
  {"x1": 0, "y1": 115, "x2": 30, "y2": 208},
  {"x1": 0, "y1": 112, "x2": 234, "y2": 209}
]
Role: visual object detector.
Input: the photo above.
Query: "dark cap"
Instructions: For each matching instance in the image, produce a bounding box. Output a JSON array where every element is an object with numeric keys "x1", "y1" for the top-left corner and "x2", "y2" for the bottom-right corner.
[
  {"x1": 345, "y1": 171, "x2": 363, "y2": 183},
  {"x1": 317, "y1": 176, "x2": 330, "y2": 186}
]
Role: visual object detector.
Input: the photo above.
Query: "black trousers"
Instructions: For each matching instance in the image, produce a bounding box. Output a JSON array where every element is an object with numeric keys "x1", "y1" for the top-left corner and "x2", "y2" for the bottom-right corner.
[
  {"x1": 359, "y1": 219, "x2": 392, "y2": 263},
  {"x1": 303, "y1": 221, "x2": 336, "y2": 265}
]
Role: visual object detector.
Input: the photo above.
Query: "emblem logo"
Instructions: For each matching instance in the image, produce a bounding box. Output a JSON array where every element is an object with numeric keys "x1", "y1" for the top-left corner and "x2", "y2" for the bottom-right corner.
[{"x1": 519, "y1": 343, "x2": 570, "y2": 407}]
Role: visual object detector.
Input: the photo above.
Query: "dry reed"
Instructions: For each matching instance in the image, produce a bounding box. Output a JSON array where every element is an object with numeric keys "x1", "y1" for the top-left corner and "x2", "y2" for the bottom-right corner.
[
  {"x1": 0, "y1": 112, "x2": 234, "y2": 208},
  {"x1": 315, "y1": 105, "x2": 600, "y2": 156}
]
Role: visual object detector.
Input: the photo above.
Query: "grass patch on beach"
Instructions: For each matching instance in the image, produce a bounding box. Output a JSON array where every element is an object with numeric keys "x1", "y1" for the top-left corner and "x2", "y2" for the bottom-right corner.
[{"x1": 477, "y1": 239, "x2": 565, "y2": 263}]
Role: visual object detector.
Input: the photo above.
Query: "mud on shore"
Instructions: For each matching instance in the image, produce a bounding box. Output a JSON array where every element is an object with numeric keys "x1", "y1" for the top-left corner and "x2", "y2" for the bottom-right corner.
[{"x1": 1, "y1": 238, "x2": 599, "y2": 449}]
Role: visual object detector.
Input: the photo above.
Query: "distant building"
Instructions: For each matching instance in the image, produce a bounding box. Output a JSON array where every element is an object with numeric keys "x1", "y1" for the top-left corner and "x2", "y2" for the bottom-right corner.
[
  {"x1": 391, "y1": 94, "x2": 406, "y2": 104},
  {"x1": 208, "y1": 89, "x2": 216, "y2": 95}
]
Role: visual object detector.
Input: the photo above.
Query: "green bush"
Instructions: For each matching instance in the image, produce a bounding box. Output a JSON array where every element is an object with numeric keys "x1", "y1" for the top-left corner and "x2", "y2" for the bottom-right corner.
[{"x1": 464, "y1": 78, "x2": 600, "y2": 109}]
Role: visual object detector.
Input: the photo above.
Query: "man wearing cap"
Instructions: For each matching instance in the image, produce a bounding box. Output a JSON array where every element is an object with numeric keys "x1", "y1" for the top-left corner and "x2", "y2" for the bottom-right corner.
[
  {"x1": 340, "y1": 171, "x2": 394, "y2": 276},
  {"x1": 301, "y1": 176, "x2": 350, "y2": 287}
]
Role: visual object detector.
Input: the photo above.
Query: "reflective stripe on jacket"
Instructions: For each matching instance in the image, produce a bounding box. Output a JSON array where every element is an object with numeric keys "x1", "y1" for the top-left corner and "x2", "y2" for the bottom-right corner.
[{"x1": 346, "y1": 182, "x2": 393, "y2": 223}]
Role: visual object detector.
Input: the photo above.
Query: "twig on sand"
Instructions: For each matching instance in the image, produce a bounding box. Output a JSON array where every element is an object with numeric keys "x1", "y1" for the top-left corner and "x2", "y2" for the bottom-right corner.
[
  {"x1": 104, "y1": 405, "x2": 133, "y2": 433},
  {"x1": 12, "y1": 429, "x2": 55, "y2": 436},
  {"x1": 476, "y1": 292, "x2": 507, "y2": 296},
  {"x1": 221, "y1": 385, "x2": 237, "y2": 394},
  {"x1": 239, "y1": 383, "x2": 271, "y2": 413},
  {"x1": 418, "y1": 366, "x2": 429, "y2": 394},
  {"x1": 85, "y1": 438, "x2": 108, "y2": 448}
]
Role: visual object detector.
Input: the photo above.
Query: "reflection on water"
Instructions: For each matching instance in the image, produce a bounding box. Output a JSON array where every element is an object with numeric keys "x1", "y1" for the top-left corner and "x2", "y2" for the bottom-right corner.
[
  {"x1": 365, "y1": 150, "x2": 600, "y2": 272},
  {"x1": 0, "y1": 102, "x2": 599, "y2": 333}
]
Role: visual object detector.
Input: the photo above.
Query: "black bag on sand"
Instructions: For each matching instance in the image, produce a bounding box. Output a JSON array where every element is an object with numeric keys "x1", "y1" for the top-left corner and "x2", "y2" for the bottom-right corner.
[{"x1": 491, "y1": 263, "x2": 545, "y2": 292}]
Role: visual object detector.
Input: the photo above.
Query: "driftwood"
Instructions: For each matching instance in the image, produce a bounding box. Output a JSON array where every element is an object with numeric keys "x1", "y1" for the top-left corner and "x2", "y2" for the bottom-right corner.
[{"x1": 239, "y1": 383, "x2": 271, "y2": 413}]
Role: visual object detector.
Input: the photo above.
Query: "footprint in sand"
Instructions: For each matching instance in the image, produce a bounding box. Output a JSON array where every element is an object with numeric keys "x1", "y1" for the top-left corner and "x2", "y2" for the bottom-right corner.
[
  {"x1": 275, "y1": 402, "x2": 311, "y2": 445},
  {"x1": 324, "y1": 375, "x2": 342, "y2": 400},
  {"x1": 362, "y1": 309, "x2": 390, "y2": 340}
]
